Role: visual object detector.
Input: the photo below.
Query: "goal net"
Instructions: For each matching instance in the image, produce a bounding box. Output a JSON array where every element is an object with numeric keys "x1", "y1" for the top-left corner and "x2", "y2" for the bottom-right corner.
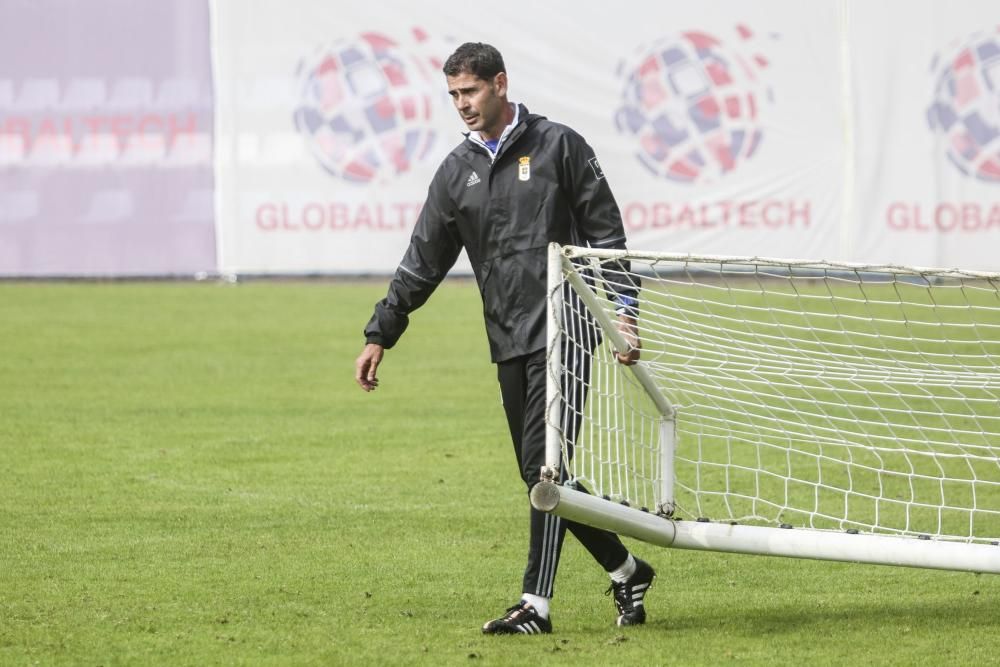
[{"x1": 539, "y1": 243, "x2": 1000, "y2": 571}]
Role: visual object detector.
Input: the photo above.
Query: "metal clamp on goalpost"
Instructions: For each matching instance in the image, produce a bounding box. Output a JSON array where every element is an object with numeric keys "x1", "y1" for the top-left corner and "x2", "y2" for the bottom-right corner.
[{"x1": 534, "y1": 242, "x2": 1000, "y2": 575}]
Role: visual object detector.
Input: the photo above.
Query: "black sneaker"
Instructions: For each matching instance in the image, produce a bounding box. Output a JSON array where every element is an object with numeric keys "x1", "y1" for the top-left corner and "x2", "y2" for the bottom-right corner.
[
  {"x1": 482, "y1": 601, "x2": 553, "y2": 635},
  {"x1": 607, "y1": 558, "x2": 656, "y2": 626}
]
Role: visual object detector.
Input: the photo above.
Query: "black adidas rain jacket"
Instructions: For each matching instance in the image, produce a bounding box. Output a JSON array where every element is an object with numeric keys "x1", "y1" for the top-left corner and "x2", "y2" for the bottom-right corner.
[{"x1": 364, "y1": 104, "x2": 637, "y2": 363}]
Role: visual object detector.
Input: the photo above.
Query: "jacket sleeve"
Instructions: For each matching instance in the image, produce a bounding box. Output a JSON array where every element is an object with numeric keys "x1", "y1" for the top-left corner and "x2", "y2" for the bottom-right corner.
[
  {"x1": 364, "y1": 164, "x2": 463, "y2": 348},
  {"x1": 560, "y1": 130, "x2": 640, "y2": 316}
]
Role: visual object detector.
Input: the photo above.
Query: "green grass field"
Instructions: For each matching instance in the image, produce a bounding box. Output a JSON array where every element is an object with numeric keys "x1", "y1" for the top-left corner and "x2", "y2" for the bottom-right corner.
[{"x1": 1, "y1": 280, "x2": 998, "y2": 666}]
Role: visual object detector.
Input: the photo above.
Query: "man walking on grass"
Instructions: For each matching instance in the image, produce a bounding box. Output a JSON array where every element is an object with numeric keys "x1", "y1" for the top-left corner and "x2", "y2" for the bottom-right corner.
[{"x1": 354, "y1": 42, "x2": 655, "y2": 635}]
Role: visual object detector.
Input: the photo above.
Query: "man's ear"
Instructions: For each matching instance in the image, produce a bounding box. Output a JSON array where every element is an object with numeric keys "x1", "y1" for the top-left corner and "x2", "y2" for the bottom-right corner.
[{"x1": 493, "y1": 71, "x2": 508, "y2": 97}]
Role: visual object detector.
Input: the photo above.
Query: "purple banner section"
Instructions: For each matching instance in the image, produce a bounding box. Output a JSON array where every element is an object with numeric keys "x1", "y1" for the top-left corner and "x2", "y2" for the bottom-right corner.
[{"x1": 0, "y1": 0, "x2": 214, "y2": 276}]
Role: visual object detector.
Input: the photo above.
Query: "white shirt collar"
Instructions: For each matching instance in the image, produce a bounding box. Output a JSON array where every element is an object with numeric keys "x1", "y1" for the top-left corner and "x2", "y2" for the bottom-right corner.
[{"x1": 467, "y1": 102, "x2": 520, "y2": 158}]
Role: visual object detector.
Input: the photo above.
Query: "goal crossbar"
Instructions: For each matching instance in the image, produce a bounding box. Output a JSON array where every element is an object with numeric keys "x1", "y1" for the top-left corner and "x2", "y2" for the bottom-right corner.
[{"x1": 559, "y1": 245, "x2": 1000, "y2": 280}]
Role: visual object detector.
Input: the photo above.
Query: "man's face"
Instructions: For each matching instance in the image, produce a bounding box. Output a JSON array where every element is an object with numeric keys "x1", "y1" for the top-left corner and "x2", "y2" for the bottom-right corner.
[{"x1": 446, "y1": 71, "x2": 508, "y2": 138}]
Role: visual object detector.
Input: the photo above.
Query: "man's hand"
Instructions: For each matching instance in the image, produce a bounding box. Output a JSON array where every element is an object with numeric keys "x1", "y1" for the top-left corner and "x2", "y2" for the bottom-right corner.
[
  {"x1": 615, "y1": 314, "x2": 641, "y2": 366},
  {"x1": 355, "y1": 343, "x2": 385, "y2": 391}
]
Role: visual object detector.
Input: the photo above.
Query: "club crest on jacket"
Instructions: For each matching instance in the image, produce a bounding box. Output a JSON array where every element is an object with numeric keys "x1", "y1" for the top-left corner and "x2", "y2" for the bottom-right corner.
[{"x1": 519, "y1": 156, "x2": 531, "y2": 182}]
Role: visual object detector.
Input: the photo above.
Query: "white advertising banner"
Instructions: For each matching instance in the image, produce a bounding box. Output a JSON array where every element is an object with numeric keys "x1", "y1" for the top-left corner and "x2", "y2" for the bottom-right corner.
[
  {"x1": 211, "y1": 0, "x2": 846, "y2": 274},
  {"x1": 849, "y1": 1, "x2": 1000, "y2": 271},
  {"x1": 602, "y1": 3, "x2": 846, "y2": 261},
  {"x1": 212, "y1": 0, "x2": 999, "y2": 274}
]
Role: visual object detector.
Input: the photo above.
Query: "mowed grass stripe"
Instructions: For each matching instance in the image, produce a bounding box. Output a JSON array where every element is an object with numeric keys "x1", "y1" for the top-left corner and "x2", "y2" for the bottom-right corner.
[{"x1": 0, "y1": 281, "x2": 997, "y2": 666}]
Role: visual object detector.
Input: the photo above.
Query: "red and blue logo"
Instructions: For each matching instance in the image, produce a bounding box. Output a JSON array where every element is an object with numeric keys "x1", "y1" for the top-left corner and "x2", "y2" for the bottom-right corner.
[
  {"x1": 927, "y1": 28, "x2": 1000, "y2": 184},
  {"x1": 614, "y1": 25, "x2": 774, "y2": 185},
  {"x1": 293, "y1": 30, "x2": 445, "y2": 184}
]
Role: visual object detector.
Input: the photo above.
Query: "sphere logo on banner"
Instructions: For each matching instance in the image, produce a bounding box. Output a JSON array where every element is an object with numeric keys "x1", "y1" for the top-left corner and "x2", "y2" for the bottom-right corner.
[
  {"x1": 614, "y1": 25, "x2": 773, "y2": 185},
  {"x1": 927, "y1": 29, "x2": 1000, "y2": 184},
  {"x1": 292, "y1": 30, "x2": 443, "y2": 184}
]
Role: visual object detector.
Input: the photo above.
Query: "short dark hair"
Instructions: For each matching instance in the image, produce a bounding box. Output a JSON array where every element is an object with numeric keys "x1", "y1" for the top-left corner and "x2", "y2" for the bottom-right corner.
[{"x1": 442, "y1": 42, "x2": 506, "y2": 80}]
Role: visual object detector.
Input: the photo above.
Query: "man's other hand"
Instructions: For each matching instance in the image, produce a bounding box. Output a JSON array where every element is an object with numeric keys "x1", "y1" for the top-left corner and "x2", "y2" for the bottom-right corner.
[{"x1": 355, "y1": 343, "x2": 385, "y2": 391}]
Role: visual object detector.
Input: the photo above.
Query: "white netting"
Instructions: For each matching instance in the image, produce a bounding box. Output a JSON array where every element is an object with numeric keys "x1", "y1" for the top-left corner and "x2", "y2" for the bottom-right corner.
[{"x1": 550, "y1": 246, "x2": 1000, "y2": 544}]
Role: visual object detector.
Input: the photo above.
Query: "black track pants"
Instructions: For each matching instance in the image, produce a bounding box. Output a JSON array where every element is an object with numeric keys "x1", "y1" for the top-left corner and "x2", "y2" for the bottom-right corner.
[{"x1": 496, "y1": 348, "x2": 629, "y2": 598}]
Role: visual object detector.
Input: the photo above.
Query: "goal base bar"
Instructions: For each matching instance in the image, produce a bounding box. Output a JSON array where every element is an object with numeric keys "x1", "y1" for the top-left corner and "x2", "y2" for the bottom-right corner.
[{"x1": 530, "y1": 483, "x2": 1000, "y2": 574}]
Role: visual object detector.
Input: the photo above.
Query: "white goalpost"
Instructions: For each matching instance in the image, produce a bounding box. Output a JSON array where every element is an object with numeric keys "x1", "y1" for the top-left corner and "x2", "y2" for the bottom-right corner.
[{"x1": 533, "y1": 243, "x2": 1000, "y2": 573}]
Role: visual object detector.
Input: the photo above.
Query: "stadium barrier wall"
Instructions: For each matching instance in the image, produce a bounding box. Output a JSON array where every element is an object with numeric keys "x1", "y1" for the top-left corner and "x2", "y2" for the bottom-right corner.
[
  {"x1": 0, "y1": 0, "x2": 216, "y2": 277},
  {"x1": 1, "y1": 1, "x2": 999, "y2": 276}
]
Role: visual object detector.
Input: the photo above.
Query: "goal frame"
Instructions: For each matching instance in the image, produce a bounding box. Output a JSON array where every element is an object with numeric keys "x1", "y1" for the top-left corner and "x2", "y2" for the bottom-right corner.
[{"x1": 535, "y1": 242, "x2": 1000, "y2": 574}]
